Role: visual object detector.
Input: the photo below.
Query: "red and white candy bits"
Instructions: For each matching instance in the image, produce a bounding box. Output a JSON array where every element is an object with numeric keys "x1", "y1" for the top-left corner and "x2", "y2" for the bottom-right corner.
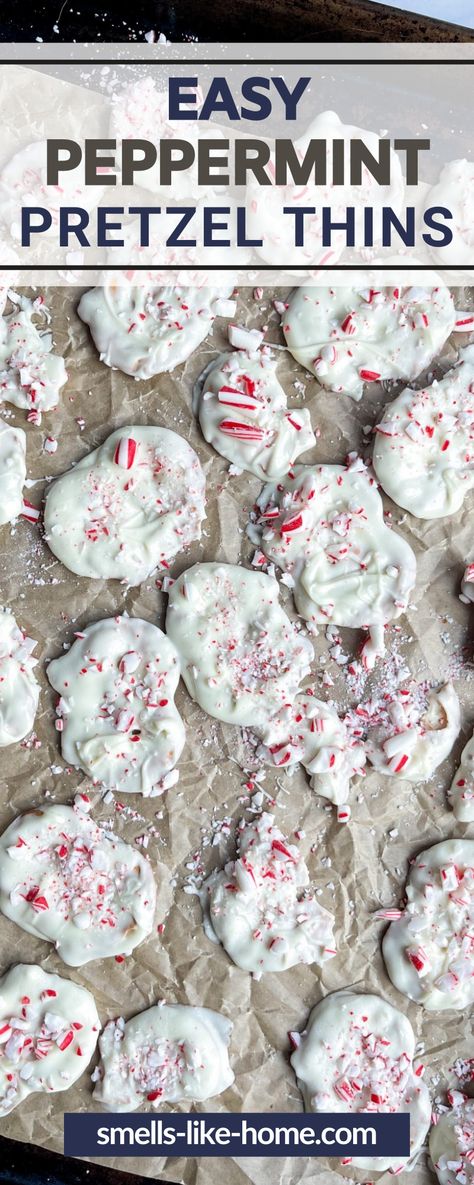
[
  {"x1": 290, "y1": 990, "x2": 431, "y2": 1172},
  {"x1": 0, "y1": 963, "x2": 100, "y2": 1116},
  {"x1": 201, "y1": 812, "x2": 336, "y2": 977},
  {"x1": 92, "y1": 1003, "x2": 233, "y2": 1111},
  {"x1": 0, "y1": 608, "x2": 39, "y2": 747},
  {"x1": 0, "y1": 292, "x2": 67, "y2": 414},
  {"x1": 253, "y1": 691, "x2": 365, "y2": 814},
  {"x1": 282, "y1": 280, "x2": 457, "y2": 400},
  {"x1": 0, "y1": 802, "x2": 157, "y2": 966},
  {"x1": 195, "y1": 345, "x2": 315, "y2": 481},
  {"x1": 47, "y1": 616, "x2": 185, "y2": 796},
  {"x1": 166, "y1": 562, "x2": 313, "y2": 728},
  {"x1": 43, "y1": 425, "x2": 206, "y2": 583},
  {"x1": 113, "y1": 436, "x2": 137, "y2": 470},
  {"x1": 383, "y1": 838, "x2": 474, "y2": 1011},
  {"x1": 364, "y1": 681, "x2": 460, "y2": 783}
]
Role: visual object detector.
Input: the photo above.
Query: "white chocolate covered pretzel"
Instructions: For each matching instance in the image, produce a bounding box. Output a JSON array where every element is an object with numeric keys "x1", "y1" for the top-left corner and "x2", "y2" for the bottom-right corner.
[
  {"x1": 248, "y1": 462, "x2": 416, "y2": 639},
  {"x1": 195, "y1": 347, "x2": 315, "y2": 480},
  {"x1": 282, "y1": 281, "x2": 456, "y2": 399},
  {"x1": 0, "y1": 608, "x2": 39, "y2": 746},
  {"x1": 166, "y1": 562, "x2": 313, "y2": 728},
  {"x1": 449, "y1": 731, "x2": 474, "y2": 823},
  {"x1": 201, "y1": 812, "x2": 336, "y2": 976},
  {"x1": 47, "y1": 616, "x2": 185, "y2": 796},
  {"x1": 0, "y1": 293, "x2": 67, "y2": 414},
  {"x1": 78, "y1": 282, "x2": 233, "y2": 379},
  {"x1": 290, "y1": 990, "x2": 430, "y2": 1171},
  {"x1": 430, "y1": 1099, "x2": 474, "y2": 1185},
  {"x1": 254, "y1": 692, "x2": 366, "y2": 808},
  {"x1": 93, "y1": 1003, "x2": 233, "y2": 1111},
  {"x1": 373, "y1": 346, "x2": 474, "y2": 519},
  {"x1": 364, "y1": 681, "x2": 460, "y2": 782},
  {"x1": 0, "y1": 802, "x2": 157, "y2": 965},
  {"x1": 0, "y1": 418, "x2": 25, "y2": 524},
  {"x1": 383, "y1": 838, "x2": 474, "y2": 1011},
  {"x1": 0, "y1": 963, "x2": 100, "y2": 1116},
  {"x1": 44, "y1": 426, "x2": 206, "y2": 583}
]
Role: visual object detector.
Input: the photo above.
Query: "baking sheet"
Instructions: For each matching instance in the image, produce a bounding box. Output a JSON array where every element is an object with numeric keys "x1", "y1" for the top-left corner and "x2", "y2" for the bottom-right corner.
[{"x1": 0, "y1": 284, "x2": 472, "y2": 1185}]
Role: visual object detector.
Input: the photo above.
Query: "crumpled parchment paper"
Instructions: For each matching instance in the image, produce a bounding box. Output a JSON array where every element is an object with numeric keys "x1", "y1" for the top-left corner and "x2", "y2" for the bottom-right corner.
[{"x1": 0, "y1": 284, "x2": 472, "y2": 1185}]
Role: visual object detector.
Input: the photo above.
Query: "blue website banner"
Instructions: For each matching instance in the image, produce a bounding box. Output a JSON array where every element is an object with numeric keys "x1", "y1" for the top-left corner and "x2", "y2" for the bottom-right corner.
[{"x1": 64, "y1": 1112, "x2": 410, "y2": 1158}]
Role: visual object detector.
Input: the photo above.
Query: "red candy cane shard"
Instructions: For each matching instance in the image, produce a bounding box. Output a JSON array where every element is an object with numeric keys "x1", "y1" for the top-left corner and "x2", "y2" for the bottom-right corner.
[
  {"x1": 359, "y1": 369, "x2": 381, "y2": 382},
  {"x1": 219, "y1": 420, "x2": 265, "y2": 441},
  {"x1": 21, "y1": 499, "x2": 41, "y2": 523},
  {"x1": 113, "y1": 437, "x2": 137, "y2": 469}
]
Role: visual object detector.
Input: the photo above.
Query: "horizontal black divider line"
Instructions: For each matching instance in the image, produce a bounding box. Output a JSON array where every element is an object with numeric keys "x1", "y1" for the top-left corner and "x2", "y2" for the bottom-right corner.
[
  {"x1": 2, "y1": 263, "x2": 473, "y2": 270},
  {"x1": 2, "y1": 60, "x2": 474, "y2": 66}
]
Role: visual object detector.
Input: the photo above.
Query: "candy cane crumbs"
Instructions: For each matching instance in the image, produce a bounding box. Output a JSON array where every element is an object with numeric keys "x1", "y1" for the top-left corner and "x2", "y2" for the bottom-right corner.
[
  {"x1": 166, "y1": 562, "x2": 313, "y2": 729},
  {"x1": 247, "y1": 461, "x2": 416, "y2": 653},
  {"x1": 0, "y1": 608, "x2": 39, "y2": 746},
  {"x1": 0, "y1": 802, "x2": 157, "y2": 966},
  {"x1": 194, "y1": 345, "x2": 315, "y2": 481},
  {"x1": 47, "y1": 616, "x2": 185, "y2": 796},
  {"x1": 200, "y1": 811, "x2": 336, "y2": 978},
  {"x1": 43, "y1": 425, "x2": 206, "y2": 583},
  {"x1": 383, "y1": 838, "x2": 474, "y2": 1011},
  {"x1": 0, "y1": 963, "x2": 99, "y2": 1115},
  {"x1": 0, "y1": 291, "x2": 67, "y2": 414},
  {"x1": 290, "y1": 990, "x2": 431, "y2": 1172},
  {"x1": 92, "y1": 1003, "x2": 233, "y2": 1111},
  {"x1": 282, "y1": 280, "x2": 457, "y2": 400}
]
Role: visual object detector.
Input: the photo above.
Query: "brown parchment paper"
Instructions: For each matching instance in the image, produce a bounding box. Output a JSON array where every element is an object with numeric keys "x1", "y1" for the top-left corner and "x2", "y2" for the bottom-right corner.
[{"x1": 0, "y1": 285, "x2": 473, "y2": 1185}]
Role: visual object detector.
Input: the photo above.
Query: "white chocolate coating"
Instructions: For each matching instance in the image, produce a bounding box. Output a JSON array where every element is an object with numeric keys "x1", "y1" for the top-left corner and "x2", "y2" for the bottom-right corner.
[
  {"x1": 430, "y1": 1100, "x2": 474, "y2": 1185},
  {"x1": 47, "y1": 616, "x2": 185, "y2": 796},
  {"x1": 201, "y1": 812, "x2": 336, "y2": 976},
  {"x1": 44, "y1": 426, "x2": 206, "y2": 583},
  {"x1": 245, "y1": 111, "x2": 404, "y2": 268},
  {"x1": 248, "y1": 462, "x2": 416, "y2": 629},
  {"x1": 0, "y1": 417, "x2": 25, "y2": 523},
  {"x1": 0, "y1": 295, "x2": 67, "y2": 413},
  {"x1": 166, "y1": 563, "x2": 313, "y2": 728},
  {"x1": 290, "y1": 990, "x2": 430, "y2": 1171},
  {"x1": 254, "y1": 692, "x2": 366, "y2": 806},
  {"x1": 0, "y1": 608, "x2": 39, "y2": 746},
  {"x1": 93, "y1": 1003, "x2": 233, "y2": 1111},
  {"x1": 365, "y1": 681, "x2": 460, "y2": 782},
  {"x1": 78, "y1": 283, "x2": 233, "y2": 379},
  {"x1": 373, "y1": 347, "x2": 474, "y2": 519},
  {"x1": 449, "y1": 730, "x2": 474, "y2": 823},
  {"x1": 0, "y1": 962, "x2": 100, "y2": 1116},
  {"x1": 426, "y1": 160, "x2": 474, "y2": 269},
  {"x1": 282, "y1": 282, "x2": 455, "y2": 400},
  {"x1": 195, "y1": 347, "x2": 315, "y2": 480},
  {"x1": 383, "y1": 838, "x2": 474, "y2": 1011},
  {"x1": 0, "y1": 803, "x2": 157, "y2": 966}
]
